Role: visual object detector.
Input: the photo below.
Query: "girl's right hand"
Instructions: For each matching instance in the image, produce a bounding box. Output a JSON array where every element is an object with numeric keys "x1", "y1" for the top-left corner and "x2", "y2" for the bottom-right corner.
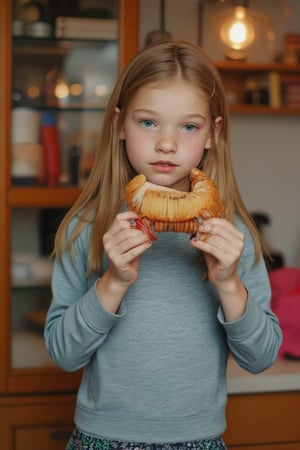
[
  {"x1": 98, "y1": 211, "x2": 152, "y2": 314},
  {"x1": 103, "y1": 211, "x2": 152, "y2": 286}
]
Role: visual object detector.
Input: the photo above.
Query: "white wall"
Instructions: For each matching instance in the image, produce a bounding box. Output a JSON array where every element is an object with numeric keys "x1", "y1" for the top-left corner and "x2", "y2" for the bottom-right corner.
[
  {"x1": 230, "y1": 114, "x2": 300, "y2": 267},
  {"x1": 140, "y1": 0, "x2": 300, "y2": 267}
]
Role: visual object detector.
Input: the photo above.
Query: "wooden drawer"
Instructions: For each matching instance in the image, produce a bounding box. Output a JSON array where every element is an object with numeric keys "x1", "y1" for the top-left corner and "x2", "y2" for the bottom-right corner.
[
  {"x1": 0, "y1": 393, "x2": 76, "y2": 450},
  {"x1": 227, "y1": 444, "x2": 300, "y2": 450},
  {"x1": 224, "y1": 391, "x2": 300, "y2": 447},
  {"x1": 15, "y1": 425, "x2": 73, "y2": 450}
]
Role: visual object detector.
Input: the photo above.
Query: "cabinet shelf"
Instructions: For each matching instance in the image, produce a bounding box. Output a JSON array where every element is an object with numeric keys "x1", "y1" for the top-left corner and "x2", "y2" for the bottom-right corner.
[
  {"x1": 14, "y1": 35, "x2": 118, "y2": 44},
  {"x1": 12, "y1": 278, "x2": 51, "y2": 288},
  {"x1": 13, "y1": 104, "x2": 107, "y2": 112},
  {"x1": 8, "y1": 187, "x2": 81, "y2": 207},
  {"x1": 13, "y1": 35, "x2": 116, "y2": 56},
  {"x1": 13, "y1": 103, "x2": 107, "y2": 111},
  {"x1": 229, "y1": 104, "x2": 300, "y2": 115},
  {"x1": 214, "y1": 61, "x2": 300, "y2": 72},
  {"x1": 214, "y1": 61, "x2": 300, "y2": 114}
]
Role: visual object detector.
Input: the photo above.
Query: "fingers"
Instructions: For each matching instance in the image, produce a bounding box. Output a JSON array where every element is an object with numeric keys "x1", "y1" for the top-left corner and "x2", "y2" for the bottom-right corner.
[
  {"x1": 104, "y1": 211, "x2": 138, "y2": 240},
  {"x1": 104, "y1": 213, "x2": 151, "y2": 253},
  {"x1": 199, "y1": 218, "x2": 243, "y2": 244},
  {"x1": 190, "y1": 218, "x2": 245, "y2": 286},
  {"x1": 103, "y1": 212, "x2": 152, "y2": 283},
  {"x1": 192, "y1": 218, "x2": 244, "y2": 265}
]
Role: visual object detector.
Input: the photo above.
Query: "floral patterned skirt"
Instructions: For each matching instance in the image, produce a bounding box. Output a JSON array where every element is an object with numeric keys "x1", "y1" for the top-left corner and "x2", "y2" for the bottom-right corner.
[{"x1": 66, "y1": 428, "x2": 227, "y2": 450}]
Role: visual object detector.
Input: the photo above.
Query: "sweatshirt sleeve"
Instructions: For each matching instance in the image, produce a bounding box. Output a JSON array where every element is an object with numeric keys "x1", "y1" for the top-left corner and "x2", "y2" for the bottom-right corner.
[
  {"x1": 44, "y1": 220, "x2": 125, "y2": 372},
  {"x1": 218, "y1": 217, "x2": 282, "y2": 374}
]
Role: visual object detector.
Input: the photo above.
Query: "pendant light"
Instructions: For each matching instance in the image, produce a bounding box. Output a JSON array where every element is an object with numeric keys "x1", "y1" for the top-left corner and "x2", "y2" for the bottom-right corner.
[{"x1": 210, "y1": 0, "x2": 275, "y2": 60}]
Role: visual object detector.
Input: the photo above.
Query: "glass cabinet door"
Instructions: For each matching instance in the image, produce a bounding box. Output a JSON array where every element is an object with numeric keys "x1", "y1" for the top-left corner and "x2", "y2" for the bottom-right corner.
[
  {"x1": 11, "y1": 207, "x2": 67, "y2": 369},
  {"x1": 10, "y1": 0, "x2": 120, "y2": 371}
]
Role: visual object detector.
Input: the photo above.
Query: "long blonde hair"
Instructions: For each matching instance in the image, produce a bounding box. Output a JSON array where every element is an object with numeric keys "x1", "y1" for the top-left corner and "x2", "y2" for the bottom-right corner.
[{"x1": 54, "y1": 40, "x2": 262, "y2": 273}]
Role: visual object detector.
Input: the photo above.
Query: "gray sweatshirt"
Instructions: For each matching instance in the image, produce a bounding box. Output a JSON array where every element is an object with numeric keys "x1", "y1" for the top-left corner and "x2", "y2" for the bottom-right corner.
[{"x1": 44, "y1": 215, "x2": 282, "y2": 443}]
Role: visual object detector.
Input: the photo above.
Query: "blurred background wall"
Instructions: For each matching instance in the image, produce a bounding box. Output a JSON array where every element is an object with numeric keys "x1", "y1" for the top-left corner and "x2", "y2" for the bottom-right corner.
[{"x1": 140, "y1": 0, "x2": 300, "y2": 267}]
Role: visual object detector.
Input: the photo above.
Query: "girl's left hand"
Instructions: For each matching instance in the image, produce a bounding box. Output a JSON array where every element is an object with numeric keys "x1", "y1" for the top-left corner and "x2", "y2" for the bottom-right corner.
[{"x1": 190, "y1": 218, "x2": 244, "y2": 287}]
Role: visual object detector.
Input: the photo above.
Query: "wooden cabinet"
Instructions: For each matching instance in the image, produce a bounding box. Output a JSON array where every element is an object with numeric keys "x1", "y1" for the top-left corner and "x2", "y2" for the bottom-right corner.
[
  {"x1": 215, "y1": 61, "x2": 300, "y2": 114},
  {"x1": 15, "y1": 427, "x2": 72, "y2": 450},
  {"x1": 0, "y1": 393, "x2": 76, "y2": 449},
  {"x1": 0, "y1": 0, "x2": 139, "y2": 448},
  {"x1": 226, "y1": 444, "x2": 300, "y2": 450},
  {"x1": 224, "y1": 391, "x2": 300, "y2": 449}
]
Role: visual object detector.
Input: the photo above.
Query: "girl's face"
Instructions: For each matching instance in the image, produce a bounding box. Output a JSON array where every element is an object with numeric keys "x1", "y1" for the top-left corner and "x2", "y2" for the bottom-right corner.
[{"x1": 119, "y1": 78, "x2": 221, "y2": 191}]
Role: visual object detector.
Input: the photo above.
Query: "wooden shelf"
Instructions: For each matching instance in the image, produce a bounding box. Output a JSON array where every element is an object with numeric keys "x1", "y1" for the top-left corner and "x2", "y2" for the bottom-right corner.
[
  {"x1": 214, "y1": 61, "x2": 300, "y2": 72},
  {"x1": 7, "y1": 187, "x2": 81, "y2": 208},
  {"x1": 229, "y1": 104, "x2": 300, "y2": 114},
  {"x1": 214, "y1": 61, "x2": 300, "y2": 114}
]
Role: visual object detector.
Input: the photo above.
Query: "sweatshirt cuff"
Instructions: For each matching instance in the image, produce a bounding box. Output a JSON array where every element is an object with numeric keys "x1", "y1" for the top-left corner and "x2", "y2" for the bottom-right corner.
[
  {"x1": 217, "y1": 293, "x2": 261, "y2": 340},
  {"x1": 80, "y1": 280, "x2": 126, "y2": 333}
]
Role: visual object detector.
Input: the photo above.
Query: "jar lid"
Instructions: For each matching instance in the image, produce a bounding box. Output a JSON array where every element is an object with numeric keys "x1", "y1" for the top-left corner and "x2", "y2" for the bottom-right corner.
[{"x1": 25, "y1": 21, "x2": 51, "y2": 38}]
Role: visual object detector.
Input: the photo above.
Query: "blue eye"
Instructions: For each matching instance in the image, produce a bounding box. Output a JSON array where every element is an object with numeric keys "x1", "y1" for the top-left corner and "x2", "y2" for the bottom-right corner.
[
  {"x1": 141, "y1": 119, "x2": 155, "y2": 128},
  {"x1": 184, "y1": 123, "x2": 197, "y2": 131}
]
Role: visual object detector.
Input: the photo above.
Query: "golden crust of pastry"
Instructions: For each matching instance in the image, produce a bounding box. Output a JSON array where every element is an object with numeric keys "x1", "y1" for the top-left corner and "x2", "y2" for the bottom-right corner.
[{"x1": 125, "y1": 168, "x2": 224, "y2": 234}]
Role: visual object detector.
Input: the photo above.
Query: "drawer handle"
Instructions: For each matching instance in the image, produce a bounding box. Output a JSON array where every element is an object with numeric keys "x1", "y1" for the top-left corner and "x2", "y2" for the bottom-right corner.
[{"x1": 50, "y1": 430, "x2": 72, "y2": 441}]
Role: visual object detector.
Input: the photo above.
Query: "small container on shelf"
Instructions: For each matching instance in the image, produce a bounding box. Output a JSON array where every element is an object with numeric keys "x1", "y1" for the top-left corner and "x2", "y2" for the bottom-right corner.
[
  {"x1": 11, "y1": 107, "x2": 42, "y2": 185},
  {"x1": 268, "y1": 71, "x2": 282, "y2": 108},
  {"x1": 244, "y1": 77, "x2": 261, "y2": 105},
  {"x1": 24, "y1": 21, "x2": 52, "y2": 38},
  {"x1": 68, "y1": 145, "x2": 81, "y2": 186},
  {"x1": 40, "y1": 111, "x2": 61, "y2": 187},
  {"x1": 12, "y1": 20, "x2": 24, "y2": 36},
  {"x1": 11, "y1": 143, "x2": 43, "y2": 186},
  {"x1": 244, "y1": 76, "x2": 269, "y2": 106}
]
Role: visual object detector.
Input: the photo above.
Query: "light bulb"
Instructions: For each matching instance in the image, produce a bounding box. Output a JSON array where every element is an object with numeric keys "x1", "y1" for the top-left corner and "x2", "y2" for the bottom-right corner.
[
  {"x1": 229, "y1": 22, "x2": 248, "y2": 46},
  {"x1": 54, "y1": 80, "x2": 69, "y2": 99},
  {"x1": 219, "y1": 6, "x2": 255, "y2": 58},
  {"x1": 220, "y1": 7, "x2": 255, "y2": 48},
  {"x1": 210, "y1": 2, "x2": 275, "y2": 61}
]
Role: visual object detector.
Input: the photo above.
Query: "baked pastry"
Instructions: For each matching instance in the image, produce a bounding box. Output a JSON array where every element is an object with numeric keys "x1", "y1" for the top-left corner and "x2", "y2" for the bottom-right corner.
[{"x1": 125, "y1": 167, "x2": 224, "y2": 239}]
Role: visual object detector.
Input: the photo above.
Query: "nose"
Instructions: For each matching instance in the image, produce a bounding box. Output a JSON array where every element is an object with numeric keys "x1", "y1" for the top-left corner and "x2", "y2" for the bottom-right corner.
[{"x1": 155, "y1": 131, "x2": 177, "y2": 153}]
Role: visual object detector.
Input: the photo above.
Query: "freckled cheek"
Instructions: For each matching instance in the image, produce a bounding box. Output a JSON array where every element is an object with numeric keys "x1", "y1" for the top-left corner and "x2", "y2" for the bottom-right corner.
[
  {"x1": 125, "y1": 128, "x2": 152, "y2": 152},
  {"x1": 126, "y1": 134, "x2": 145, "y2": 153},
  {"x1": 124, "y1": 133, "x2": 149, "y2": 167},
  {"x1": 184, "y1": 141, "x2": 206, "y2": 166}
]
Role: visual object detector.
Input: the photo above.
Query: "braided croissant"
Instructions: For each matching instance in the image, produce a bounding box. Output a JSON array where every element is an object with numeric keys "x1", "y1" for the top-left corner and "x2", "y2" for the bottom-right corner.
[{"x1": 125, "y1": 168, "x2": 224, "y2": 239}]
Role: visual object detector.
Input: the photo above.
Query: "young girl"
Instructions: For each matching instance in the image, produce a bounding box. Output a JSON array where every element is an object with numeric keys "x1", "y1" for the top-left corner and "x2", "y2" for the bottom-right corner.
[{"x1": 44, "y1": 41, "x2": 282, "y2": 450}]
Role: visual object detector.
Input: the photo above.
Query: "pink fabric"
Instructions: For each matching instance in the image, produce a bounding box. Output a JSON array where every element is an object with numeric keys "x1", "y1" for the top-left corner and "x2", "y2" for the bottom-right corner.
[{"x1": 269, "y1": 268, "x2": 300, "y2": 358}]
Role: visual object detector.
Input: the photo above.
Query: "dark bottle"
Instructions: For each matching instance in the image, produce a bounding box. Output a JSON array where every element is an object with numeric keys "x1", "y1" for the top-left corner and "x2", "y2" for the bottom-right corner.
[{"x1": 68, "y1": 145, "x2": 81, "y2": 186}]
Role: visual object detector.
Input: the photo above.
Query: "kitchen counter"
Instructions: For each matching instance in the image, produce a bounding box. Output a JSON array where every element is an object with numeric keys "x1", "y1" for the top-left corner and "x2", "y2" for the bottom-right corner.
[
  {"x1": 12, "y1": 330, "x2": 300, "y2": 394},
  {"x1": 227, "y1": 355, "x2": 300, "y2": 394}
]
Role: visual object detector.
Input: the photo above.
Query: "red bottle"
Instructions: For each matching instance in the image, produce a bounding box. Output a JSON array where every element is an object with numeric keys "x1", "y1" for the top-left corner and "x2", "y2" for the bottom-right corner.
[{"x1": 40, "y1": 112, "x2": 61, "y2": 187}]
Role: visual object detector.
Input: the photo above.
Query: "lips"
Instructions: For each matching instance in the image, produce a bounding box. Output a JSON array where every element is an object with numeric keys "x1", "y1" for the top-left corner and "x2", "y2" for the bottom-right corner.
[
  {"x1": 151, "y1": 161, "x2": 177, "y2": 167},
  {"x1": 150, "y1": 162, "x2": 177, "y2": 174}
]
